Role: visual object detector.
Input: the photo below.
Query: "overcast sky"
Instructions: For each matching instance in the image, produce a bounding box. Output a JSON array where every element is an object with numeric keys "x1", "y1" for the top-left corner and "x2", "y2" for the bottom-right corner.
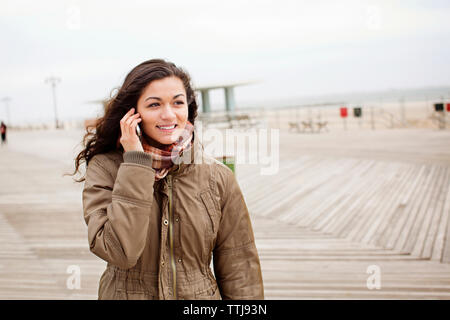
[{"x1": 1, "y1": 0, "x2": 450, "y2": 124}]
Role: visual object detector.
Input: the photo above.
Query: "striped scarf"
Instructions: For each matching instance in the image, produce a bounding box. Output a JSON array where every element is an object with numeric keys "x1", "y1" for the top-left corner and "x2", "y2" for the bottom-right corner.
[
  {"x1": 116, "y1": 121, "x2": 194, "y2": 181},
  {"x1": 142, "y1": 121, "x2": 194, "y2": 180}
]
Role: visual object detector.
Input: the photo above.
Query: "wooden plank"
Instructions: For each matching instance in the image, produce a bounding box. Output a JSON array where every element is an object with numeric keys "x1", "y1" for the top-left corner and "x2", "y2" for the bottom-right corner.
[
  {"x1": 375, "y1": 164, "x2": 427, "y2": 248},
  {"x1": 242, "y1": 157, "x2": 318, "y2": 208},
  {"x1": 319, "y1": 162, "x2": 387, "y2": 236},
  {"x1": 269, "y1": 158, "x2": 358, "y2": 224},
  {"x1": 441, "y1": 181, "x2": 450, "y2": 262},
  {"x1": 418, "y1": 167, "x2": 449, "y2": 258},
  {"x1": 393, "y1": 165, "x2": 439, "y2": 252},
  {"x1": 252, "y1": 158, "x2": 330, "y2": 218},
  {"x1": 384, "y1": 164, "x2": 431, "y2": 250},
  {"x1": 403, "y1": 165, "x2": 445, "y2": 254},
  {"x1": 294, "y1": 159, "x2": 371, "y2": 227},
  {"x1": 432, "y1": 168, "x2": 450, "y2": 261},
  {"x1": 361, "y1": 163, "x2": 418, "y2": 244},
  {"x1": 341, "y1": 164, "x2": 400, "y2": 241},
  {"x1": 352, "y1": 162, "x2": 409, "y2": 243}
]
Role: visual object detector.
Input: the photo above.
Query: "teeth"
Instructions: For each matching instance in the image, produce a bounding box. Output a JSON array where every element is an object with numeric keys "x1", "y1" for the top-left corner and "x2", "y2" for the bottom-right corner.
[{"x1": 158, "y1": 125, "x2": 176, "y2": 129}]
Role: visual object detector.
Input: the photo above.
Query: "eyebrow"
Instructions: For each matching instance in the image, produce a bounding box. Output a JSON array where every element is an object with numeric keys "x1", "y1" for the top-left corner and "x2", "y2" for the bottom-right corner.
[{"x1": 145, "y1": 94, "x2": 185, "y2": 102}]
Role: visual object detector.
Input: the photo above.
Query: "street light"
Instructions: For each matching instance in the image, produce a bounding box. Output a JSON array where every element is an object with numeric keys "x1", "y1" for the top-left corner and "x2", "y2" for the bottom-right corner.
[
  {"x1": 1, "y1": 97, "x2": 11, "y2": 125},
  {"x1": 45, "y1": 76, "x2": 61, "y2": 129}
]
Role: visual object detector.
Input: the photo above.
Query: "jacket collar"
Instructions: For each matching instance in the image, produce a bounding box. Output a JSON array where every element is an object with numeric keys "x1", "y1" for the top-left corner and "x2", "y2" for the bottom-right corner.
[
  {"x1": 154, "y1": 128, "x2": 205, "y2": 194},
  {"x1": 165, "y1": 128, "x2": 205, "y2": 177},
  {"x1": 116, "y1": 127, "x2": 207, "y2": 180}
]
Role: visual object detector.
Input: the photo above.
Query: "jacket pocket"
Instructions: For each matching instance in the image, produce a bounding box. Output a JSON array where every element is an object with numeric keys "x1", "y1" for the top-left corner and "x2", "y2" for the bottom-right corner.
[
  {"x1": 194, "y1": 282, "x2": 221, "y2": 300},
  {"x1": 119, "y1": 291, "x2": 156, "y2": 300},
  {"x1": 115, "y1": 280, "x2": 157, "y2": 300},
  {"x1": 199, "y1": 191, "x2": 220, "y2": 234},
  {"x1": 115, "y1": 274, "x2": 158, "y2": 300}
]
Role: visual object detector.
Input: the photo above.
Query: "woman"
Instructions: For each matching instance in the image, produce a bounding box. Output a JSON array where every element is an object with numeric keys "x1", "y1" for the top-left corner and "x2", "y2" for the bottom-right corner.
[
  {"x1": 0, "y1": 121, "x2": 6, "y2": 145},
  {"x1": 72, "y1": 59, "x2": 264, "y2": 300}
]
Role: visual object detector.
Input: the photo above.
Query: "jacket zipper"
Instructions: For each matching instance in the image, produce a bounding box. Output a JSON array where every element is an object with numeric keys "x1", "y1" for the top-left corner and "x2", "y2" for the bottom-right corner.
[{"x1": 167, "y1": 174, "x2": 177, "y2": 299}]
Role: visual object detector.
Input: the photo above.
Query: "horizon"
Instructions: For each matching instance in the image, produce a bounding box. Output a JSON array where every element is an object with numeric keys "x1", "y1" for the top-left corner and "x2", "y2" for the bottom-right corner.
[{"x1": 1, "y1": 84, "x2": 450, "y2": 126}]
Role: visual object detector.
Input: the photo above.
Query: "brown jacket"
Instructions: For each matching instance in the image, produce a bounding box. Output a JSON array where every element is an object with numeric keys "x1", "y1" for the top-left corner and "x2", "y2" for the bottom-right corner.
[{"x1": 82, "y1": 131, "x2": 264, "y2": 300}]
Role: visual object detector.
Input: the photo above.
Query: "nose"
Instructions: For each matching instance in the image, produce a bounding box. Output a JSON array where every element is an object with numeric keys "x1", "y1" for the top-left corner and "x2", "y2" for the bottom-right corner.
[{"x1": 160, "y1": 104, "x2": 176, "y2": 121}]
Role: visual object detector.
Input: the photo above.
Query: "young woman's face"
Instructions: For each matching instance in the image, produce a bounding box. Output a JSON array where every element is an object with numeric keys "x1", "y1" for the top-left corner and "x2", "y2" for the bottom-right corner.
[{"x1": 136, "y1": 76, "x2": 189, "y2": 145}]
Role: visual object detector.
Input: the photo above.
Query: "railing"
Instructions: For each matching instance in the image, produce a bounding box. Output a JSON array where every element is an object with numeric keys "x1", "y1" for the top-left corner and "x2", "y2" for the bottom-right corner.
[{"x1": 196, "y1": 103, "x2": 446, "y2": 132}]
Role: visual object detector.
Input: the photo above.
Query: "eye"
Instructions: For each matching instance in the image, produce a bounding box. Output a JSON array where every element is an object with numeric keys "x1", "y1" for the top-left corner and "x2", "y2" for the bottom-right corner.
[
  {"x1": 175, "y1": 101, "x2": 184, "y2": 105},
  {"x1": 148, "y1": 103, "x2": 159, "y2": 108}
]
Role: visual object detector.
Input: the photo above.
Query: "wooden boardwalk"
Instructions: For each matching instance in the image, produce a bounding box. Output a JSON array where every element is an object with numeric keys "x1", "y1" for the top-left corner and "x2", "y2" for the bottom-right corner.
[{"x1": 0, "y1": 128, "x2": 449, "y2": 299}]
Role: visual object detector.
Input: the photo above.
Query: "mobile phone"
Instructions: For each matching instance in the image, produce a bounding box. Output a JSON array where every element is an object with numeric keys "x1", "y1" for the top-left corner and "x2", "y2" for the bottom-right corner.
[{"x1": 136, "y1": 123, "x2": 142, "y2": 138}]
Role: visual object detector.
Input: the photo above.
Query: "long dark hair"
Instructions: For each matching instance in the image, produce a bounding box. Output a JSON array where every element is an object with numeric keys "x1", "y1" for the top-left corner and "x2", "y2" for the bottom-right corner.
[{"x1": 70, "y1": 58, "x2": 198, "y2": 182}]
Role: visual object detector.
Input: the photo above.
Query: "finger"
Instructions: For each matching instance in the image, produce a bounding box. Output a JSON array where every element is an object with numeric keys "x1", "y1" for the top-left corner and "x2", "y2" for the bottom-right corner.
[
  {"x1": 121, "y1": 108, "x2": 135, "y2": 124},
  {"x1": 120, "y1": 108, "x2": 135, "y2": 136},
  {"x1": 124, "y1": 107, "x2": 135, "y2": 118},
  {"x1": 125, "y1": 114, "x2": 140, "y2": 134},
  {"x1": 131, "y1": 118, "x2": 142, "y2": 136},
  {"x1": 129, "y1": 113, "x2": 140, "y2": 122},
  {"x1": 125, "y1": 113, "x2": 140, "y2": 124},
  {"x1": 119, "y1": 117, "x2": 125, "y2": 139},
  {"x1": 130, "y1": 118, "x2": 142, "y2": 135},
  {"x1": 123, "y1": 110, "x2": 137, "y2": 126}
]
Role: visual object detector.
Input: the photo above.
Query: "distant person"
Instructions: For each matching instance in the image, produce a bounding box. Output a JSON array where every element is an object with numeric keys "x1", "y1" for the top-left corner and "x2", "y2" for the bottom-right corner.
[
  {"x1": 0, "y1": 121, "x2": 6, "y2": 145},
  {"x1": 70, "y1": 59, "x2": 264, "y2": 300}
]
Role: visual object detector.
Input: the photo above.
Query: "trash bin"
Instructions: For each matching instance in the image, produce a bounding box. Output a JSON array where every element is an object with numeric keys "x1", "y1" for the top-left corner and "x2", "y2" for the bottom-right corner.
[
  {"x1": 353, "y1": 107, "x2": 362, "y2": 117},
  {"x1": 434, "y1": 103, "x2": 444, "y2": 112},
  {"x1": 216, "y1": 156, "x2": 235, "y2": 174},
  {"x1": 340, "y1": 107, "x2": 348, "y2": 118}
]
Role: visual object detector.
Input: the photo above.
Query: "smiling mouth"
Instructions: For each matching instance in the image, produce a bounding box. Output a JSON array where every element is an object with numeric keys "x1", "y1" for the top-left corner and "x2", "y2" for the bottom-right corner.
[{"x1": 157, "y1": 124, "x2": 177, "y2": 130}]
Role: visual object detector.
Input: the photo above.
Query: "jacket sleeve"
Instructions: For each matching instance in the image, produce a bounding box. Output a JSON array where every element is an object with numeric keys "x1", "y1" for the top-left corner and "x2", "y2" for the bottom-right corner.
[
  {"x1": 213, "y1": 169, "x2": 264, "y2": 300},
  {"x1": 82, "y1": 151, "x2": 155, "y2": 269}
]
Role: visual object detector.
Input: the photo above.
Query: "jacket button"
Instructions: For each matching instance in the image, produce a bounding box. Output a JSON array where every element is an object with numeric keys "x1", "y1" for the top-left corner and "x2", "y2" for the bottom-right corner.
[{"x1": 163, "y1": 219, "x2": 169, "y2": 226}]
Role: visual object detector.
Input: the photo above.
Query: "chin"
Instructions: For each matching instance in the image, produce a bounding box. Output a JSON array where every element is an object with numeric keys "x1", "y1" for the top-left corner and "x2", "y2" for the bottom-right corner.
[
  {"x1": 158, "y1": 137, "x2": 176, "y2": 145},
  {"x1": 149, "y1": 127, "x2": 184, "y2": 145},
  {"x1": 157, "y1": 133, "x2": 179, "y2": 145}
]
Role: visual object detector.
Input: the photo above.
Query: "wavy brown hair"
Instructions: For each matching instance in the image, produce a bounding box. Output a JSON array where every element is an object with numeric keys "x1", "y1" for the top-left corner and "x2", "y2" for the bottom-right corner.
[{"x1": 69, "y1": 59, "x2": 198, "y2": 182}]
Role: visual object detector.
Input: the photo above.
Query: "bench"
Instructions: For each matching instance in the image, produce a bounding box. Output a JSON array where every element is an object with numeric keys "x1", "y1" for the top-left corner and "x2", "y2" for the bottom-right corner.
[
  {"x1": 288, "y1": 122, "x2": 301, "y2": 133},
  {"x1": 288, "y1": 120, "x2": 329, "y2": 133},
  {"x1": 301, "y1": 120, "x2": 315, "y2": 132},
  {"x1": 316, "y1": 121, "x2": 329, "y2": 132}
]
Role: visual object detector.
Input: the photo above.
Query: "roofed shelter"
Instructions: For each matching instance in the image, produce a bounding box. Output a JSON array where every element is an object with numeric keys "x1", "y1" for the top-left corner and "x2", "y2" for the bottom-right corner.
[{"x1": 194, "y1": 81, "x2": 257, "y2": 113}]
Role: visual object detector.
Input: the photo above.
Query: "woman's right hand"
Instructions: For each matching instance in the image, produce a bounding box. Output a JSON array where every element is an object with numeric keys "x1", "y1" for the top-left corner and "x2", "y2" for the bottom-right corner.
[{"x1": 119, "y1": 108, "x2": 144, "y2": 152}]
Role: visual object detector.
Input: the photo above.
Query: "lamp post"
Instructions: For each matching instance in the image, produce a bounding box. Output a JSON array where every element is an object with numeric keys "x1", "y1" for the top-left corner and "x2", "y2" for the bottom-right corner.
[{"x1": 45, "y1": 76, "x2": 61, "y2": 129}]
